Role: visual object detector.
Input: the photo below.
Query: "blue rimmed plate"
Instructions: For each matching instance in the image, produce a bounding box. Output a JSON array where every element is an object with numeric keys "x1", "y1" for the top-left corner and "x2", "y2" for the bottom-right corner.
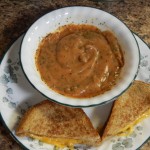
[{"x1": 0, "y1": 34, "x2": 149, "y2": 150}]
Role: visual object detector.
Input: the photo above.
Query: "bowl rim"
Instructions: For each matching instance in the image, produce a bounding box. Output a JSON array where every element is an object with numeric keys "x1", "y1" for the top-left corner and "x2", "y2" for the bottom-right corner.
[{"x1": 20, "y1": 6, "x2": 140, "y2": 107}]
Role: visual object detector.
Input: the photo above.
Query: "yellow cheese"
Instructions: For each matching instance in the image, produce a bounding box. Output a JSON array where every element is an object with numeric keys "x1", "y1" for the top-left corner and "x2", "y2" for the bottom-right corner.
[
  {"x1": 117, "y1": 109, "x2": 150, "y2": 136},
  {"x1": 29, "y1": 134, "x2": 81, "y2": 149}
]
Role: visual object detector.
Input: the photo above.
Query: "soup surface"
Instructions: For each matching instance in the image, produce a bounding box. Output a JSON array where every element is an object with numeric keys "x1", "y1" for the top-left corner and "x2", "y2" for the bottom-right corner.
[{"x1": 35, "y1": 24, "x2": 124, "y2": 98}]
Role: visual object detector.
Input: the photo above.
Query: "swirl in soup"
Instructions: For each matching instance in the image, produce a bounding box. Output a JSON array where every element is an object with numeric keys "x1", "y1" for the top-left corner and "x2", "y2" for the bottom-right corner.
[{"x1": 35, "y1": 24, "x2": 124, "y2": 98}]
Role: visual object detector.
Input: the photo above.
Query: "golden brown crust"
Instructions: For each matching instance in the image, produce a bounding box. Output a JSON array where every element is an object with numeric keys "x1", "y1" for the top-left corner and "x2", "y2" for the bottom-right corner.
[
  {"x1": 16, "y1": 100, "x2": 101, "y2": 146},
  {"x1": 102, "y1": 80, "x2": 150, "y2": 140}
]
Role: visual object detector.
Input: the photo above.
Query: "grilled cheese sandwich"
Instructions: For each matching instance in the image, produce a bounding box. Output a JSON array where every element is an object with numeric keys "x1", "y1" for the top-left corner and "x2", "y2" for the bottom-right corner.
[
  {"x1": 16, "y1": 100, "x2": 101, "y2": 148},
  {"x1": 102, "y1": 81, "x2": 150, "y2": 140},
  {"x1": 117, "y1": 108, "x2": 150, "y2": 136}
]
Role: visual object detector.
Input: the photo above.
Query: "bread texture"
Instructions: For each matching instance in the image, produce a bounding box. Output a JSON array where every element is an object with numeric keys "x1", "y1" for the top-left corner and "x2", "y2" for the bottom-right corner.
[
  {"x1": 102, "y1": 80, "x2": 150, "y2": 140},
  {"x1": 16, "y1": 100, "x2": 101, "y2": 146}
]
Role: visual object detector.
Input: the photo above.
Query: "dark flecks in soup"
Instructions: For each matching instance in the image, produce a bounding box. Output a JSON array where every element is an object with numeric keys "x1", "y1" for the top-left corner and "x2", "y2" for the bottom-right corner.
[{"x1": 35, "y1": 24, "x2": 124, "y2": 98}]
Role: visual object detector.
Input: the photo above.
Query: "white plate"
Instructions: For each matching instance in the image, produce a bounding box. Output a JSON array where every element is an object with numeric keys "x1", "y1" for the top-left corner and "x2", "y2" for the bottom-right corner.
[{"x1": 0, "y1": 34, "x2": 150, "y2": 150}]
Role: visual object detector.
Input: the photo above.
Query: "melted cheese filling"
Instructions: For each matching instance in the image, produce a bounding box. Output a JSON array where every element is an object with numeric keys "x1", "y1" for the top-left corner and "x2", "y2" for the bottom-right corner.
[
  {"x1": 29, "y1": 134, "x2": 82, "y2": 148},
  {"x1": 117, "y1": 109, "x2": 150, "y2": 136}
]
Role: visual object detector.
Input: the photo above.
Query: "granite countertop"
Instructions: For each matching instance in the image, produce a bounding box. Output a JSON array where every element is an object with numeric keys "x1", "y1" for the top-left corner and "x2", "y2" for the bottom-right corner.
[{"x1": 0, "y1": 0, "x2": 150, "y2": 149}]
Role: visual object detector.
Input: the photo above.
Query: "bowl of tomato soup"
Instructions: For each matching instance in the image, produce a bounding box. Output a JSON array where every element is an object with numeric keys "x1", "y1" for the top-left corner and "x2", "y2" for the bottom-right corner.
[{"x1": 20, "y1": 6, "x2": 140, "y2": 107}]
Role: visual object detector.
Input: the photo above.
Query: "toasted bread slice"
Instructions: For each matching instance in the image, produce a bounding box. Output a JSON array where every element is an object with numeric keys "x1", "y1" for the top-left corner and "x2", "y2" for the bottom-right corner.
[
  {"x1": 102, "y1": 80, "x2": 150, "y2": 140},
  {"x1": 16, "y1": 100, "x2": 101, "y2": 147}
]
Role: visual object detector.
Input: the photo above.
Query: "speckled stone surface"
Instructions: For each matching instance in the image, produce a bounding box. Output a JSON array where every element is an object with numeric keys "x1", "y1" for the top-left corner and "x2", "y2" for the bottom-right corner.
[{"x1": 0, "y1": 0, "x2": 150, "y2": 149}]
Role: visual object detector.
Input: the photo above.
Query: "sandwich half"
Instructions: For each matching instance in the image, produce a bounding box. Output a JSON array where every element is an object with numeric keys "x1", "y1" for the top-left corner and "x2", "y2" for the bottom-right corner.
[
  {"x1": 16, "y1": 100, "x2": 101, "y2": 148},
  {"x1": 102, "y1": 80, "x2": 150, "y2": 140}
]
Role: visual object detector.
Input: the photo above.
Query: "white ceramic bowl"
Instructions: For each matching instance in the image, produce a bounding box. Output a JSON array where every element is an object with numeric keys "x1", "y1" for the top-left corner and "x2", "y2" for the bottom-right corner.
[{"x1": 20, "y1": 6, "x2": 140, "y2": 107}]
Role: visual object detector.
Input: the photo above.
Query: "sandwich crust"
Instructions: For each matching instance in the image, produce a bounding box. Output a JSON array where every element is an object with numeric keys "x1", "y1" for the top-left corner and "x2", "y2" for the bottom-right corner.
[
  {"x1": 102, "y1": 80, "x2": 150, "y2": 140},
  {"x1": 16, "y1": 100, "x2": 101, "y2": 146}
]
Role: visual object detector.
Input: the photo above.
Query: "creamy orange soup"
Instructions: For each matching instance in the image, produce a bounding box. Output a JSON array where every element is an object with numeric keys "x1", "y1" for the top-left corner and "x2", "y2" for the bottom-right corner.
[{"x1": 35, "y1": 24, "x2": 124, "y2": 98}]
